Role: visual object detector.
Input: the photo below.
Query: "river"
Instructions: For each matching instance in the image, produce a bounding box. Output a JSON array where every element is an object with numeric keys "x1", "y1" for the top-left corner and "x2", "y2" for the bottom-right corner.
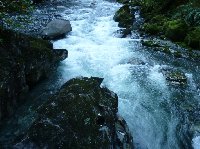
[{"x1": 1, "y1": 0, "x2": 200, "y2": 148}]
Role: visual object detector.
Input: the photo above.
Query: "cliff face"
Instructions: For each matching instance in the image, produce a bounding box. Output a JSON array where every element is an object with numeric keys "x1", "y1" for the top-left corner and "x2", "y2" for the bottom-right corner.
[
  {"x1": 0, "y1": 29, "x2": 67, "y2": 122},
  {"x1": 14, "y1": 77, "x2": 133, "y2": 149}
]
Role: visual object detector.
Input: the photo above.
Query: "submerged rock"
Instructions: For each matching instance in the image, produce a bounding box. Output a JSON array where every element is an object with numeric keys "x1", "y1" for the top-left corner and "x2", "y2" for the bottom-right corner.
[
  {"x1": 41, "y1": 19, "x2": 72, "y2": 40},
  {"x1": 53, "y1": 49, "x2": 68, "y2": 61},
  {"x1": 0, "y1": 28, "x2": 67, "y2": 122},
  {"x1": 124, "y1": 58, "x2": 146, "y2": 65},
  {"x1": 161, "y1": 67, "x2": 187, "y2": 86},
  {"x1": 141, "y1": 40, "x2": 162, "y2": 47},
  {"x1": 14, "y1": 77, "x2": 133, "y2": 149}
]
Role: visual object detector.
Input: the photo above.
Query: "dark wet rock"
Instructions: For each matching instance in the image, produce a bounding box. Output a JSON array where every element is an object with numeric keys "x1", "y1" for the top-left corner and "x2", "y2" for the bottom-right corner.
[
  {"x1": 0, "y1": 28, "x2": 67, "y2": 122},
  {"x1": 115, "y1": 115, "x2": 133, "y2": 149},
  {"x1": 113, "y1": 4, "x2": 134, "y2": 29},
  {"x1": 126, "y1": 58, "x2": 146, "y2": 65},
  {"x1": 161, "y1": 67, "x2": 187, "y2": 86},
  {"x1": 14, "y1": 77, "x2": 133, "y2": 149},
  {"x1": 41, "y1": 19, "x2": 72, "y2": 40},
  {"x1": 53, "y1": 49, "x2": 68, "y2": 61},
  {"x1": 141, "y1": 40, "x2": 162, "y2": 47},
  {"x1": 142, "y1": 40, "x2": 172, "y2": 54},
  {"x1": 190, "y1": 123, "x2": 200, "y2": 138},
  {"x1": 115, "y1": 28, "x2": 132, "y2": 38}
]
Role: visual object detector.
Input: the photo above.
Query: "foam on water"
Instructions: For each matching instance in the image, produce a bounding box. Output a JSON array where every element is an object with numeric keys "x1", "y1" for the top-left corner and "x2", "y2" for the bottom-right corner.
[
  {"x1": 54, "y1": 1, "x2": 174, "y2": 148},
  {"x1": 192, "y1": 136, "x2": 200, "y2": 149},
  {"x1": 54, "y1": 0, "x2": 131, "y2": 81},
  {"x1": 53, "y1": 0, "x2": 199, "y2": 148}
]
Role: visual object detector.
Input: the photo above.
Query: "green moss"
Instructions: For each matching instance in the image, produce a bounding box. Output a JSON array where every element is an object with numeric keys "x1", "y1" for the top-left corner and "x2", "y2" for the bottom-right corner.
[
  {"x1": 142, "y1": 23, "x2": 162, "y2": 35},
  {"x1": 151, "y1": 15, "x2": 168, "y2": 24},
  {"x1": 164, "y1": 19, "x2": 188, "y2": 41},
  {"x1": 184, "y1": 27, "x2": 200, "y2": 49}
]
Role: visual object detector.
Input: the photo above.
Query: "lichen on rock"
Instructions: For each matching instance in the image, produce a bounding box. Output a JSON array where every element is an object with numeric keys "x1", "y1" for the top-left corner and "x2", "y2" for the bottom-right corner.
[{"x1": 13, "y1": 77, "x2": 134, "y2": 149}]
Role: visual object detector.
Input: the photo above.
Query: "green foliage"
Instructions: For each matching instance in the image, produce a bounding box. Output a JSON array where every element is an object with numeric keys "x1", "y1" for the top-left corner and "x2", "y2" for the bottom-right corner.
[
  {"x1": 185, "y1": 26, "x2": 200, "y2": 49},
  {"x1": 139, "y1": 0, "x2": 189, "y2": 14},
  {"x1": 164, "y1": 19, "x2": 188, "y2": 41},
  {"x1": 142, "y1": 23, "x2": 162, "y2": 35},
  {"x1": 129, "y1": 0, "x2": 200, "y2": 52},
  {"x1": 141, "y1": 15, "x2": 168, "y2": 35}
]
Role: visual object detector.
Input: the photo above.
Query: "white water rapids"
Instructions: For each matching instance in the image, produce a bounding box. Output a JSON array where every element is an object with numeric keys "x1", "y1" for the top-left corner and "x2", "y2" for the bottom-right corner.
[{"x1": 52, "y1": 0, "x2": 200, "y2": 148}]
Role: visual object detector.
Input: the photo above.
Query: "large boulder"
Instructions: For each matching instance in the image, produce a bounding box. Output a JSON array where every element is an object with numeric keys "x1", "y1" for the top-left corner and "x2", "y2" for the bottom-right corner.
[
  {"x1": 113, "y1": 4, "x2": 134, "y2": 29},
  {"x1": 0, "y1": 28, "x2": 68, "y2": 122},
  {"x1": 41, "y1": 19, "x2": 72, "y2": 40},
  {"x1": 14, "y1": 77, "x2": 133, "y2": 149}
]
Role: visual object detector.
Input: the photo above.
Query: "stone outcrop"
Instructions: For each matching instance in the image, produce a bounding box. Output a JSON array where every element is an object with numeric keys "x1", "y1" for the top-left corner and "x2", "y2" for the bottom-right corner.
[
  {"x1": 41, "y1": 19, "x2": 72, "y2": 40},
  {"x1": 161, "y1": 67, "x2": 187, "y2": 86},
  {"x1": 113, "y1": 4, "x2": 134, "y2": 37},
  {"x1": 0, "y1": 28, "x2": 67, "y2": 122},
  {"x1": 14, "y1": 77, "x2": 133, "y2": 149}
]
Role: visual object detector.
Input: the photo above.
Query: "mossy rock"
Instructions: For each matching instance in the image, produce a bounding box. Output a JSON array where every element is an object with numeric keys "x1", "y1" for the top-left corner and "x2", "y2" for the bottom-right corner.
[
  {"x1": 184, "y1": 27, "x2": 200, "y2": 49},
  {"x1": 164, "y1": 19, "x2": 188, "y2": 41},
  {"x1": 157, "y1": 47, "x2": 171, "y2": 54},
  {"x1": 141, "y1": 40, "x2": 162, "y2": 47},
  {"x1": 0, "y1": 28, "x2": 60, "y2": 121},
  {"x1": 113, "y1": 4, "x2": 134, "y2": 29},
  {"x1": 14, "y1": 77, "x2": 133, "y2": 148},
  {"x1": 164, "y1": 70, "x2": 187, "y2": 86}
]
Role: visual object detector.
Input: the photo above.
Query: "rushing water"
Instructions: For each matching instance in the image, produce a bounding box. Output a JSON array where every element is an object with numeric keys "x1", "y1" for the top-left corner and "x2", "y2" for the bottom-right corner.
[
  {"x1": 1, "y1": 0, "x2": 200, "y2": 148},
  {"x1": 53, "y1": 0, "x2": 200, "y2": 148}
]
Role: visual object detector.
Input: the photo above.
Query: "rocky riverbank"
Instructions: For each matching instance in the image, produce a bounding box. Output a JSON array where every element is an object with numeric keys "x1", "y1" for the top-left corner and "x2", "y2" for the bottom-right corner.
[
  {"x1": 1, "y1": 0, "x2": 74, "y2": 37},
  {"x1": 114, "y1": 0, "x2": 200, "y2": 61},
  {"x1": 0, "y1": 28, "x2": 68, "y2": 122}
]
